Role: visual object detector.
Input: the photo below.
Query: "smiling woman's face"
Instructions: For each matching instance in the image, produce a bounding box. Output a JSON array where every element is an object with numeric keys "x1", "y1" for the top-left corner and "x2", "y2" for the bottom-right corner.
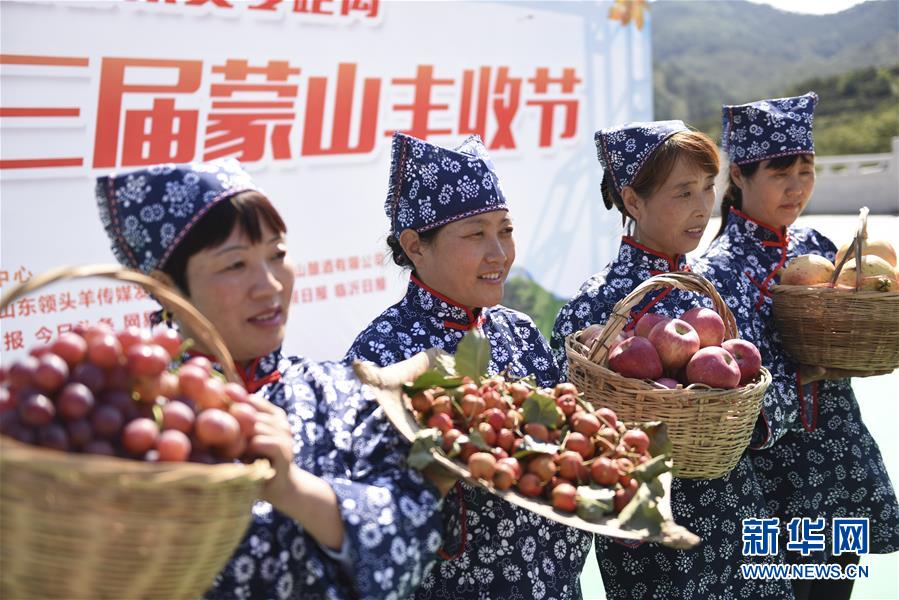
[
  {"x1": 408, "y1": 210, "x2": 515, "y2": 309},
  {"x1": 181, "y1": 222, "x2": 294, "y2": 362}
]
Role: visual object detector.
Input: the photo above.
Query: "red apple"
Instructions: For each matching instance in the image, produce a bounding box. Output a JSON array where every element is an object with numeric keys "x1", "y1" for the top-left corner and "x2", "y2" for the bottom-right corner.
[
  {"x1": 722, "y1": 339, "x2": 763, "y2": 385},
  {"x1": 648, "y1": 319, "x2": 700, "y2": 372},
  {"x1": 634, "y1": 313, "x2": 671, "y2": 338},
  {"x1": 608, "y1": 337, "x2": 663, "y2": 380},
  {"x1": 685, "y1": 346, "x2": 741, "y2": 389},
  {"x1": 679, "y1": 307, "x2": 726, "y2": 348}
]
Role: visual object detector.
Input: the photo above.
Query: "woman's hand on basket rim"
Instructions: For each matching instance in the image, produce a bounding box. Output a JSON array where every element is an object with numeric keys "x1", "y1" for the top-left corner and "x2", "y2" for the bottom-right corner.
[{"x1": 799, "y1": 364, "x2": 893, "y2": 384}]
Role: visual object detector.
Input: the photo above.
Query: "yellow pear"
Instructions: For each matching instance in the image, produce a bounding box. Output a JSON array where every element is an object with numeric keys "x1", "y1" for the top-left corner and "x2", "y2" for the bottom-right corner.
[
  {"x1": 836, "y1": 255, "x2": 895, "y2": 288},
  {"x1": 857, "y1": 276, "x2": 894, "y2": 292},
  {"x1": 835, "y1": 239, "x2": 897, "y2": 267},
  {"x1": 780, "y1": 254, "x2": 835, "y2": 285}
]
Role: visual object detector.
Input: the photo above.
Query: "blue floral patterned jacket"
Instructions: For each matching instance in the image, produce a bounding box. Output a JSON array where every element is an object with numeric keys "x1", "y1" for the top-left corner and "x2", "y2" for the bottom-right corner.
[
  {"x1": 696, "y1": 208, "x2": 899, "y2": 559},
  {"x1": 347, "y1": 275, "x2": 593, "y2": 600},
  {"x1": 550, "y1": 237, "x2": 793, "y2": 600},
  {"x1": 204, "y1": 350, "x2": 444, "y2": 600}
]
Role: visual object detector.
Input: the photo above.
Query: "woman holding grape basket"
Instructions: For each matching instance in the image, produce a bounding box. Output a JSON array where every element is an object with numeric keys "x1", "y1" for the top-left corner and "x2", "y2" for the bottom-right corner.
[{"x1": 87, "y1": 159, "x2": 445, "y2": 599}]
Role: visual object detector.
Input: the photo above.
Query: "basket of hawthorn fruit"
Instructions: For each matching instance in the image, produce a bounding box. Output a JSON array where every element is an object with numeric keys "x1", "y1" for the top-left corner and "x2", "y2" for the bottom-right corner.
[{"x1": 353, "y1": 330, "x2": 700, "y2": 549}]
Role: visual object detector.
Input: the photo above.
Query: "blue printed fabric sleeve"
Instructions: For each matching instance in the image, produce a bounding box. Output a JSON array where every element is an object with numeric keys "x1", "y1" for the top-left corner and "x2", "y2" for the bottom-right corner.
[
  {"x1": 693, "y1": 256, "x2": 797, "y2": 448},
  {"x1": 310, "y1": 361, "x2": 444, "y2": 599}
]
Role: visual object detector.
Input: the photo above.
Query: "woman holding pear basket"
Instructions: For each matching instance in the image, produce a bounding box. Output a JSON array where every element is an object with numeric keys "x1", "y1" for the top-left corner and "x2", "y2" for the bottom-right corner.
[{"x1": 693, "y1": 92, "x2": 899, "y2": 600}]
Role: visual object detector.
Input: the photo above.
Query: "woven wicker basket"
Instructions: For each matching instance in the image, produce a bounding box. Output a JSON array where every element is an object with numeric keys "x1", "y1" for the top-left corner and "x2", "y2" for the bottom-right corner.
[
  {"x1": 565, "y1": 272, "x2": 769, "y2": 480},
  {"x1": 771, "y1": 207, "x2": 899, "y2": 371},
  {"x1": 0, "y1": 265, "x2": 272, "y2": 600}
]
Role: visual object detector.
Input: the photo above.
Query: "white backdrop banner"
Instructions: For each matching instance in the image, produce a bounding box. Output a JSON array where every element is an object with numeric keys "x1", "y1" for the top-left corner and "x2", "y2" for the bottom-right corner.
[{"x1": 0, "y1": 0, "x2": 653, "y2": 361}]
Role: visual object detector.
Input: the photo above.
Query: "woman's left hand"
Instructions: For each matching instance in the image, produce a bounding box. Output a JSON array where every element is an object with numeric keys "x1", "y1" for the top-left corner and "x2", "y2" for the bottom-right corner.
[
  {"x1": 242, "y1": 394, "x2": 297, "y2": 506},
  {"x1": 242, "y1": 394, "x2": 346, "y2": 550},
  {"x1": 799, "y1": 364, "x2": 893, "y2": 384}
]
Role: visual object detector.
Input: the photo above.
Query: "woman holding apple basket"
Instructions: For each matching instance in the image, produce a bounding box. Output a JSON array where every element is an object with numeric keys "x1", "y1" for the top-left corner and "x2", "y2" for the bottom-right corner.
[
  {"x1": 694, "y1": 92, "x2": 899, "y2": 600},
  {"x1": 95, "y1": 159, "x2": 445, "y2": 599},
  {"x1": 550, "y1": 121, "x2": 795, "y2": 599},
  {"x1": 346, "y1": 132, "x2": 594, "y2": 599}
]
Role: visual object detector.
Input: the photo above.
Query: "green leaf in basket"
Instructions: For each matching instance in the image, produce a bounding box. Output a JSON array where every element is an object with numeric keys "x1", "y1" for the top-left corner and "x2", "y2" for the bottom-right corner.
[
  {"x1": 576, "y1": 485, "x2": 615, "y2": 522},
  {"x1": 404, "y1": 370, "x2": 465, "y2": 394},
  {"x1": 432, "y1": 350, "x2": 459, "y2": 378},
  {"x1": 642, "y1": 421, "x2": 673, "y2": 459},
  {"x1": 455, "y1": 329, "x2": 490, "y2": 384},
  {"x1": 522, "y1": 392, "x2": 560, "y2": 429},
  {"x1": 512, "y1": 435, "x2": 560, "y2": 459},
  {"x1": 510, "y1": 373, "x2": 539, "y2": 388},
  {"x1": 632, "y1": 454, "x2": 671, "y2": 484},
  {"x1": 443, "y1": 433, "x2": 468, "y2": 459},
  {"x1": 617, "y1": 482, "x2": 665, "y2": 536},
  {"x1": 408, "y1": 428, "x2": 441, "y2": 470},
  {"x1": 467, "y1": 428, "x2": 492, "y2": 451}
]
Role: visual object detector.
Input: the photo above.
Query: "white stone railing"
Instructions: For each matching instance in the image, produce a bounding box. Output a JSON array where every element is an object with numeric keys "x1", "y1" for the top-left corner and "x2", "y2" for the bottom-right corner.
[
  {"x1": 714, "y1": 138, "x2": 899, "y2": 215},
  {"x1": 810, "y1": 137, "x2": 899, "y2": 215}
]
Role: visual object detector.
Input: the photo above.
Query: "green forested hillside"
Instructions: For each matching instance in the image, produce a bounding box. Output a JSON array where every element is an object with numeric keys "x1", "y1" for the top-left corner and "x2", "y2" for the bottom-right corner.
[{"x1": 652, "y1": 0, "x2": 899, "y2": 153}]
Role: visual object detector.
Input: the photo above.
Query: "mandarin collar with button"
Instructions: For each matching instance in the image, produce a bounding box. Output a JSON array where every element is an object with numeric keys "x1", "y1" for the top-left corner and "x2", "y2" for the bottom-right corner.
[
  {"x1": 720, "y1": 207, "x2": 791, "y2": 310},
  {"x1": 619, "y1": 236, "x2": 690, "y2": 276},
  {"x1": 723, "y1": 207, "x2": 789, "y2": 250},
  {"x1": 408, "y1": 273, "x2": 487, "y2": 331}
]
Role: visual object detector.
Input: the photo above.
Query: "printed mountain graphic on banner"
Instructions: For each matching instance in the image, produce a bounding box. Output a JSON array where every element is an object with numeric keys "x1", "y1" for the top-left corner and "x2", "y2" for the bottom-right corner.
[{"x1": 503, "y1": 267, "x2": 567, "y2": 339}]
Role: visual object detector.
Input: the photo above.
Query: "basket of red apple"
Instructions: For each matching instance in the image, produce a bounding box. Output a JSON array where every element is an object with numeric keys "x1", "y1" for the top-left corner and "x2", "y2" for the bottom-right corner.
[
  {"x1": 564, "y1": 272, "x2": 770, "y2": 480},
  {"x1": 772, "y1": 207, "x2": 899, "y2": 372},
  {"x1": 0, "y1": 265, "x2": 272, "y2": 600},
  {"x1": 353, "y1": 330, "x2": 700, "y2": 549}
]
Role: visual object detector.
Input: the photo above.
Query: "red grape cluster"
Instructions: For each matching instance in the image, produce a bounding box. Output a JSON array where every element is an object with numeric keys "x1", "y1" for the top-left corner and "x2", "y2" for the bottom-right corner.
[
  {"x1": 0, "y1": 325, "x2": 259, "y2": 464},
  {"x1": 409, "y1": 377, "x2": 655, "y2": 516}
]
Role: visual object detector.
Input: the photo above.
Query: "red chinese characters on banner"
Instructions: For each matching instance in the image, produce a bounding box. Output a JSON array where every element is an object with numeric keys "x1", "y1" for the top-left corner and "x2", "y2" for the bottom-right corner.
[
  {"x1": 93, "y1": 58, "x2": 203, "y2": 168},
  {"x1": 294, "y1": 252, "x2": 384, "y2": 278},
  {"x1": 0, "y1": 266, "x2": 34, "y2": 286},
  {"x1": 303, "y1": 63, "x2": 381, "y2": 156},
  {"x1": 0, "y1": 278, "x2": 156, "y2": 350},
  {"x1": 0, "y1": 284, "x2": 150, "y2": 325},
  {"x1": 0, "y1": 55, "x2": 89, "y2": 169},
  {"x1": 458, "y1": 66, "x2": 522, "y2": 150},
  {"x1": 132, "y1": 0, "x2": 380, "y2": 19},
  {"x1": 204, "y1": 59, "x2": 300, "y2": 162},
  {"x1": 1, "y1": 54, "x2": 583, "y2": 170},
  {"x1": 388, "y1": 65, "x2": 454, "y2": 139},
  {"x1": 526, "y1": 67, "x2": 582, "y2": 147}
]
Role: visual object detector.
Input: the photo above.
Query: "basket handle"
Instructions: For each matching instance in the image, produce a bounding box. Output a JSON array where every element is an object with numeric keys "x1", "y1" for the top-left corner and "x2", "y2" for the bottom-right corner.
[
  {"x1": 586, "y1": 272, "x2": 739, "y2": 364},
  {"x1": 829, "y1": 206, "x2": 869, "y2": 288},
  {"x1": 0, "y1": 265, "x2": 240, "y2": 383}
]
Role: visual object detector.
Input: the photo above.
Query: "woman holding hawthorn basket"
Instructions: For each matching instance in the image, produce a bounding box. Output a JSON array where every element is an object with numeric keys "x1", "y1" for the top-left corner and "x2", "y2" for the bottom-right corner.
[
  {"x1": 95, "y1": 158, "x2": 443, "y2": 600},
  {"x1": 346, "y1": 132, "x2": 593, "y2": 599},
  {"x1": 694, "y1": 92, "x2": 899, "y2": 600},
  {"x1": 550, "y1": 121, "x2": 794, "y2": 599}
]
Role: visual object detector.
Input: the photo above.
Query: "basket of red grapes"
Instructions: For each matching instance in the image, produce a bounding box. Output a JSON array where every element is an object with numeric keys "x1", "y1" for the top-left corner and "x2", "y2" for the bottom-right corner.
[{"x1": 0, "y1": 265, "x2": 272, "y2": 600}]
